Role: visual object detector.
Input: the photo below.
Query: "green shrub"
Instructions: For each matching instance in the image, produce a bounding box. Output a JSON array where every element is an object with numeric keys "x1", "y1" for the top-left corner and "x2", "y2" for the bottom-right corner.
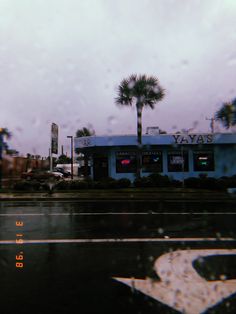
[
  {"x1": 13, "y1": 181, "x2": 41, "y2": 191},
  {"x1": 84, "y1": 177, "x2": 96, "y2": 188},
  {"x1": 134, "y1": 174, "x2": 173, "y2": 188},
  {"x1": 184, "y1": 177, "x2": 200, "y2": 188},
  {"x1": 70, "y1": 180, "x2": 89, "y2": 190},
  {"x1": 92, "y1": 177, "x2": 118, "y2": 189},
  {"x1": 148, "y1": 173, "x2": 171, "y2": 187},
  {"x1": 171, "y1": 179, "x2": 182, "y2": 187},
  {"x1": 185, "y1": 176, "x2": 222, "y2": 190},
  {"x1": 55, "y1": 180, "x2": 71, "y2": 190},
  {"x1": 217, "y1": 176, "x2": 236, "y2": 189},
  {"x1": 199, "y1": 173, "x2": 208, "y2": 179},
  {"x1": 13, "y1": 181, "x2": 29, "y2": 191},
  {"x1": 133, "y1": 176, "x2": 153, "y2": 188},
  {"x1": 227, "y1": 176, "x2": 236, "y2": 187},
  {"x1": 199, "y1": 177, "x2": 219, "y2": 190},
  {"x1": 216, "y1": 177, "x2": 228, "y2": 190},
  {"x1": 116, "y1": 178, "x2": 131, "y2": 188}
]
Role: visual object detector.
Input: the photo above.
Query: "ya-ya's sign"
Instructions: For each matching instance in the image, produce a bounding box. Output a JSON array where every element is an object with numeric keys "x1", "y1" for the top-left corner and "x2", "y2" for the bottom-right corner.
[{"x1": 173, "y1": 134, "x2": 213, "y2": 145}]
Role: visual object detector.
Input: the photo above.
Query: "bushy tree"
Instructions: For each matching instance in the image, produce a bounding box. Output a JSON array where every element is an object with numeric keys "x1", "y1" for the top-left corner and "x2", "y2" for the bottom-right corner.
[{"x1": 56, "y1": 154, "x2": 71, "y2": 164}]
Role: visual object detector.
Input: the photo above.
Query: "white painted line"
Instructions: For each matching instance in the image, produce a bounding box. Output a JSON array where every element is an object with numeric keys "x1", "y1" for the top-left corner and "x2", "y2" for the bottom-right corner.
[
  {"x1": 0, "y1": 213, "x2": 45, "y2": 216},
  {"x1": 0, "y1": 237, "x2": 235, "y2": 245},
  {"x1": 0, "y1": 212, "x2": 236, "y2": 216}
]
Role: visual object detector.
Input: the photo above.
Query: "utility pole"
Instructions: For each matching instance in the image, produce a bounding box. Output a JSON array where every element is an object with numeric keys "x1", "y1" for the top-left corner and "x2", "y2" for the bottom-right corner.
[
  {"x1": 67, "y1": 136, "x2": 74, "y2": 179},
  {"x1": 206, "y1": 117, "x2": 216, "y2": 133},
  {"x1": 49, "y1": 148, "x2": 53, "y2": 171}
]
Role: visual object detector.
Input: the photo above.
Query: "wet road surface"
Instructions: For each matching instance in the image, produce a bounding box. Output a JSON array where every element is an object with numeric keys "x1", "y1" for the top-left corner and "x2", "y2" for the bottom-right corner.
[{"x1": 0, "y1": 201, "x2": 236, "y2": 314}]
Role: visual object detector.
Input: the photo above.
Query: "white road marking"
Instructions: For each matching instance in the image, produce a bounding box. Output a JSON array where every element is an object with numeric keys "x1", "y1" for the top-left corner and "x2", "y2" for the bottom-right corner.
[
  {"x1": 0, "y1": 212, "x2": 236, "y2": 216},
  {"x1": 0, "y1": 237, "x2": 235, "y2": 245},
  {"x1": 114, "y1": 249, "x2": 236, "y2": 314}
]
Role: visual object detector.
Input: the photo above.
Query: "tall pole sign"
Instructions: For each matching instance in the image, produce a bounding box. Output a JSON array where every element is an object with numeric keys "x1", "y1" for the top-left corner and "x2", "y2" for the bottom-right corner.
[
  {"x1": 50, "y1": 123, "x2": 58, "y2": 171},
  {"x1": 51, "y1": 123, "x2": 58, "y2": 154}
]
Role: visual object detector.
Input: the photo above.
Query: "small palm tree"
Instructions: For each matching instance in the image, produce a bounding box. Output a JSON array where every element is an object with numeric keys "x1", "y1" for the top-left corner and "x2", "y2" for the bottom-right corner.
[
  {"x1": 0, "y1": 128, "x2": 12, "y2": 140},
  {"x1": 115, "y1": 74, "x2": 165, "y2": 177},
  {"x1": 215, "y1": 99, "x2": 236, "y2": 130},
  {"x1": 0, "y1": 128, "x2": 12, "y2": 186},
  {"x1": 76, "y1": 127, "x2": 95, "y2": 137},
  {"x1": 0, "y1": 128, "x2": 12, "y2": 155},
  {"x1": 75, "y1": 127, "x2": 95, "y2": 178}
]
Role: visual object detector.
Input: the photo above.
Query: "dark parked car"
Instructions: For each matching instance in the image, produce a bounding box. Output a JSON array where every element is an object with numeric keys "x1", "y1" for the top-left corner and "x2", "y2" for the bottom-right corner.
[{"x1": 21, "y1": 169, "x2": 62, "y2": 181}]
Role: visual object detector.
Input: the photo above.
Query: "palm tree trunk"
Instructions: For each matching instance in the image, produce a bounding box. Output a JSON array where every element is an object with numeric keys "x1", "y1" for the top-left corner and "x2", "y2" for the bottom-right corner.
[{"x1": 136, "y1": 105, "x2": 142, "y2": 178}]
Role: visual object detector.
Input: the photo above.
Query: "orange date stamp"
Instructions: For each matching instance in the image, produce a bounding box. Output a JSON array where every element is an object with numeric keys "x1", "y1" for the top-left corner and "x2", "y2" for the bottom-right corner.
[{"x1": 15, "y1": 220, "x2": 24, "y2": 269}]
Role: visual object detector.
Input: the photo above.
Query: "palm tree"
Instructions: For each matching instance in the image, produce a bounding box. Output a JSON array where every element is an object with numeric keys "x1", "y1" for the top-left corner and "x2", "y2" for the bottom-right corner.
[
  {"x1": 0, "y1": 128, "x2": 12, "y2": 140},
  {"x1": 0, "y1": 128, "x2": 12, "y2": 187},
  {"x1": 76, "y1": 127, "x2": 95, "y2": 137},
  {"x1": 0, "y1": 128, "x2": 12, "y2": 154},
  {"x1": 215, "y1": 99, "x2": 236, "y2": 130},
  {"x1": 115, "y1": 74, "x2": 165, "y2": 177},
  {"x1": 75, "y1": 127, "x2": 95, "y2": 177}
]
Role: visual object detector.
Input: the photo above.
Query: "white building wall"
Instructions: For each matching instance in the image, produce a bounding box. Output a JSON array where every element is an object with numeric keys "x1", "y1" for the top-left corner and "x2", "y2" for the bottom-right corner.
[{"x1": 214, "y1": 145, "x2": 236, "y2": 177}]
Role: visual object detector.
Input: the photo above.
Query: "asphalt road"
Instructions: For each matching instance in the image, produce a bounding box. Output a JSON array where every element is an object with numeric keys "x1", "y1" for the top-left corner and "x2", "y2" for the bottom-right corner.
[{"x1": 0, "y1": 201, "x2": 236, "y2": 314}]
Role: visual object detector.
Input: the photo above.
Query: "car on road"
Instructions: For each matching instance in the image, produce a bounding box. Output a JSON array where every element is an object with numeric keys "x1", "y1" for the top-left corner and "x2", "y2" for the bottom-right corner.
[{"x1": 21, "y1": 169, "x2": 63, "y2": 181}]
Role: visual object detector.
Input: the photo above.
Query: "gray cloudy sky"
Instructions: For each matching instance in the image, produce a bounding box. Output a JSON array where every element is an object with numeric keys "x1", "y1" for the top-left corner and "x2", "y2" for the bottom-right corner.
[{"x1": 1, "y1": 0, "x2": 236, "y2": 156}]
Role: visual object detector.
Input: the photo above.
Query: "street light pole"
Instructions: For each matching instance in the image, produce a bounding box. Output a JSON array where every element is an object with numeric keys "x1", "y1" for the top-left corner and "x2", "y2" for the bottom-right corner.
[{"x1": 67, "y1": 135, "x2": 74, "y2": 179}]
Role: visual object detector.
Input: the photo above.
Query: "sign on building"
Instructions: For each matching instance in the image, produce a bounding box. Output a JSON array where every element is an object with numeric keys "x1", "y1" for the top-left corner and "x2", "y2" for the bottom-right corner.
[{"x1": 146, "y1": 127, "x2": 160, "y2": 135}]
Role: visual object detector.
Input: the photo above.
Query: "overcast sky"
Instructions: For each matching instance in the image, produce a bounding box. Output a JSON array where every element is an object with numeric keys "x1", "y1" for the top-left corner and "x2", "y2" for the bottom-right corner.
[{"x1": 1, "y1": 0, "x2": 236, "y2": 156}]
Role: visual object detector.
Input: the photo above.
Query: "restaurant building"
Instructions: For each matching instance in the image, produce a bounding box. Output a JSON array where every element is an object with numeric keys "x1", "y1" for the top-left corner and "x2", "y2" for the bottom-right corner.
[{"x1": 74, "y1": 133, "x2": 236, "y2": 181}]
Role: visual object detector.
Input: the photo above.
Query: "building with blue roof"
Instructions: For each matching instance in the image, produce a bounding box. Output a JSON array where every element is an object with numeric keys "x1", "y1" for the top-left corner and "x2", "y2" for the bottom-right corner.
[{"x1": 74, "y1": 133, "x2": 236, "y2": 181}]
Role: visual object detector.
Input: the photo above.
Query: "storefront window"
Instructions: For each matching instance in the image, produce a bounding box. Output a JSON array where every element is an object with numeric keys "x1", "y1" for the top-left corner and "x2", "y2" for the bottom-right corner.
[
  {"x1": 116, "y1": 152, "x2": 137, "y2": 173},
  {"x1": 193, "y1": 151, "x2": 214, "y2": 171},
  {"x1": 142, "y1": 151, "x2": 162, "y2": 172},
  {"x1": 167, "y1": 151, "x2": 189, "y2": 172}
]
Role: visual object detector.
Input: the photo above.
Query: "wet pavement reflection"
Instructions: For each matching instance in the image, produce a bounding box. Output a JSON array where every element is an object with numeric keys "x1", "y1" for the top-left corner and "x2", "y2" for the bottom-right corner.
[{"x1": 0, "y1": 201, "x2": 236, "y2": 314}]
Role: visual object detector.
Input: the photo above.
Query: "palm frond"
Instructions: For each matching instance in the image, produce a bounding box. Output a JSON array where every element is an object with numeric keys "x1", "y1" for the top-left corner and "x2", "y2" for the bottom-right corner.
[
  {"x1": 0, "y1": 127, "x2": 12, "y2": 139},
  {"x1": 115, "y1": 78, "x2": 133, "y2": 106},
  {"x1": 115, "y1": 73, "x2": 165, "y2": 108},
  {"x1": 215, "y1": 101, "x2": 236, "y2": 129},
  {"x1": 76, "y1": 127, "x2": 95, "y2": 137}
]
